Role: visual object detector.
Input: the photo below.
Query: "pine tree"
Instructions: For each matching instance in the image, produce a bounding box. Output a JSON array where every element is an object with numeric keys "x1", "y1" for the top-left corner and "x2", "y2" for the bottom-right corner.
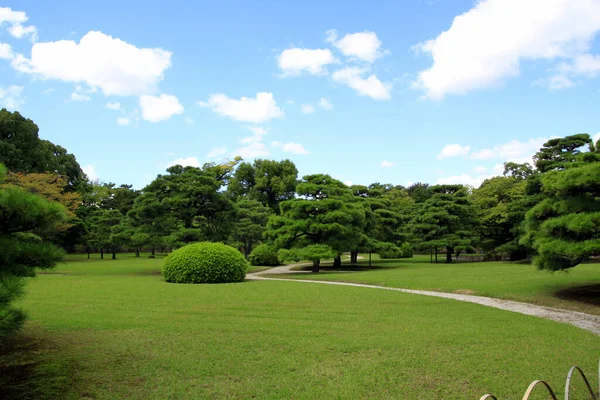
[
  {"x1": 409, "y1": 185, "x2": 478, "y2": 263},
  {"x1": 0, "y1": 164, "x2": 66, "y2": 339}
]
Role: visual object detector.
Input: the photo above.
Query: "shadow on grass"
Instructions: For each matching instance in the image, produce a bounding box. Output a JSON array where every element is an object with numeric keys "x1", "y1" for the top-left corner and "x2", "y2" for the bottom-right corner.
[
  {"x1": 554, "y1": 284, "x2": 600, "y2": 307},
  {"x1": 0, "y1": 329, "x2": 74, "y2": 400}
]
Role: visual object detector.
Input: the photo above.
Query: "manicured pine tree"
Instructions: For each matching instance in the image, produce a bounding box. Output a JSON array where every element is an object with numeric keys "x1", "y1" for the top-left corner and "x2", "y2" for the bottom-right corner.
[
  {"x1": 0, "y1": 164, "x2": 66, "y2": 338},
  {"x1": 266, "y1": 174, "x2": 367, "y2": 272},
  {"x1": 409, "y1": 184, "x2": 478, "y2": 263}
]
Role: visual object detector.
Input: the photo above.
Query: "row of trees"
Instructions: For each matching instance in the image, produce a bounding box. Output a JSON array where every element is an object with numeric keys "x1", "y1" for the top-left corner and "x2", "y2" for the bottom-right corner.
[
  {"x1": 2, "y1": 108, "x2": 600, "y2": 338},
  {"x1": 2, "y1": 109, "x2": 600, "y2": 274}
]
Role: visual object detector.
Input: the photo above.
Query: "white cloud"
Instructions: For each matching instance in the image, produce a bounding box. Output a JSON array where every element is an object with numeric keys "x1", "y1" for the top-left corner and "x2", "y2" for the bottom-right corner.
[
  {"x1": 593, "y1": 132, "x2": 600, "y2": 143},
  {"x1": 167, "y1": 157, "x2": 201, "y2": 168},
  {"x1": 332, "y1": 67, "x2": 391, "y2": 100},
  {"x1": 240, "y1": 126, "x2": 268, "y2": 144},
  {"x1": 139, "y1": 94, "x2": 184, "y2": 122},
  {"x1": 541, "y1": 74, "x2": 576, "y2": 90},
  {"x1": 240, "y1": 135, "x2": 262, "y2": 144},
  {"x1": 436, "y1": 174, "x2": 494, "y2": 187},
  {"x1": 8, "y1": 23, "x2": 37, "y2": 41},
  {"x1": 106, "y1": 101, "x2": 121, "y2": 110},
  {"x1": 70, "y1": 91, "x2": 91, "y2": 102},
  {"x1": 235, "y1": 142, "x2": 269, "y2": 159},
  {"x1": 0, "y1": 85, "x2": 24, "y2": 109},
  {"x1": 0, "y1": 7, "x2": 37, "y2": 41},
  {"x1": 248, "y1": 126, "x2": 268, "y2": 136},
  {"x1": 474, "y1": 166, "x2": 488, "y2": 173},
  {"x1": 301, "y1": 104, "x2": 315, "y2": 114},
  {"x1": 380, "y1": 160, "x2": 394, "y2": 168},
  {"x1": 0, "y1": 43, "x2": 13, "y2": 59},
  {"x1": 198, "y1": 92, "x2": 283, "y2": 124},
  {"x1": 344, "y1": 180, "x2": 353, "y2": 187},
  {"x1": 12, "y1": 31, "x2": 172, "y2": 96},
  {"x1": 318, "y1": 98, "x2": 333, "y2": 110},
  {"x1": 413, "y1": 0, "x2": 600, "y2": 99},
  {"x1": 328, "y1": 30, "x2": 385, "y2": 63},
  {"x1": 82, "y1": 164, "x2": 98, "y2": 180},
  {"x1": 282, "y1": 142, "x2": 309, "y2": 155},
  {"x1": 271, "y1": 141, "x2": 282, "y2": 148},
  {"x1": 546, "y1": 53, "x2": 600, "y2": 88},
  {"x1": 437, "y1": 144, "x2": 470, "y2": 159},
  {"x1": 277, "y1": 47, "x2": 337, "y2": 76},
  {"x1": 470, "y1": 137, "x2": 548, "y2": 163},
  {"x1": 184, "y1": 116, "x2": 194, "y2": 125},
  {"x1": 117, "y1": 117, "x2": 130, "y2": 126},
  {"x1": 207, "y1": 146, "x2": 227, "y2": 158}
]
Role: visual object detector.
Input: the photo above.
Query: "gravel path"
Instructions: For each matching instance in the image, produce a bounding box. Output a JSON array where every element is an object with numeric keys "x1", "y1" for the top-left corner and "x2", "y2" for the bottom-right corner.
[{"x1": 247, "y1": 263, "x2": 600, "y2": 336}]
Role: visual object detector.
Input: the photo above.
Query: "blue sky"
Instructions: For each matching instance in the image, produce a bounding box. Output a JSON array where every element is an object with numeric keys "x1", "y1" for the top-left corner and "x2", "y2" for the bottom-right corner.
[{"x1": 1, "y1": 0, "x2": 600, "y2": 188}]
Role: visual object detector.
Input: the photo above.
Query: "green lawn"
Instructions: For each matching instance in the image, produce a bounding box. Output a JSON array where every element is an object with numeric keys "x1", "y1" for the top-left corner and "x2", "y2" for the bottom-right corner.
[
  {"x1": 277, "y1": 255, "x2": 600, "y2": 314},
  {"x1": 2, "y1": 256, "x2": 599, "y2": 399}
]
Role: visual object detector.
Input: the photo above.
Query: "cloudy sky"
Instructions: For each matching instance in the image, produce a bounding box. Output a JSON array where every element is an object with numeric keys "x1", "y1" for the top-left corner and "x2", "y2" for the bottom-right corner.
[{"x1": 1, "y1": 0, "x2": 600, "y2": 188}]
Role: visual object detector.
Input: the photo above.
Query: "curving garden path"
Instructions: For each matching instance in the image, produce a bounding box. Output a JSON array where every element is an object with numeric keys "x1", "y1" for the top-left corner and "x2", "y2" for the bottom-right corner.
[{"x1": 247, "y1": 263, "x2": 600, "y2": 336}]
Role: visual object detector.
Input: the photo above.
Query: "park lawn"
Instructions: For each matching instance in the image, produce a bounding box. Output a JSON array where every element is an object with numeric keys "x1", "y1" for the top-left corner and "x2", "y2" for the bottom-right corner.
[
  {"x1": 57, "y1": 252, "x2": 268, "y2": 274},
  {"x1": 278, "y1": 255, "x2": 600, "y2": 315},
  {"x1": 1, "y1": 257, "x2": 599, "y2": 399}
]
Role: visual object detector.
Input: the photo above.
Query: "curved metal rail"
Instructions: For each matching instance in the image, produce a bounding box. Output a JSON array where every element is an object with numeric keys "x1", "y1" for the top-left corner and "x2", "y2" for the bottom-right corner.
[
  {"x1": 478, "y1": 358, "x2": 599, "y2": 400},
  {"x1": 565, "y1": 366, "x2": 596, "y2": 400}
]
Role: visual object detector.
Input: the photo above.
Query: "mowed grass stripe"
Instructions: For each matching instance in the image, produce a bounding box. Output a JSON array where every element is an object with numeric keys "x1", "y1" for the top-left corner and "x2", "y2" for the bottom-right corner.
[
  {"x1": 280, "y1": 255, "x2": 600, "y2": 314},
  {"x1": 2, "y1": 257, "x2": 597, "y2": 399}
]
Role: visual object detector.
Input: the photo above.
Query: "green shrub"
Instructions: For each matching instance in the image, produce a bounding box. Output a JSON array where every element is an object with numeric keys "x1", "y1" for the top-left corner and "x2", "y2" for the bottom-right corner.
[
  {"x1": 378, "y1": 242, "x2": 413, "y2": 259},
  {"x1": 162, "y1": 242, "x2": 248, "y2": 284},
  {"x1": 399, "y1": 242, "x2": 413, "y2": 258},
  {"x1": 248, "y1": 244, "x2": 279, "y2": 266}
]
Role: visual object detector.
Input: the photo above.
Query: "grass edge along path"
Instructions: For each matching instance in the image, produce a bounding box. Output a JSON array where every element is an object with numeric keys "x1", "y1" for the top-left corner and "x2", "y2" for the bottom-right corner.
[{"x1": 249, "y1": 265, "x2": 600, "y2": 335}]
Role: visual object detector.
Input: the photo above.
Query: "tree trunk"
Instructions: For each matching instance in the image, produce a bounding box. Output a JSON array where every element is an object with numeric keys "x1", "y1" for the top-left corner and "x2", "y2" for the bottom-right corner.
[
  {"x1": 87, "y1": 247, "x2": 90, "y2": 259},
  {"x1": 434, "y1": 248, "x2": 437, "y2": 263},
  {"x1": 369, "y1": 252, "x2": 372, "y2": 268},
  {"x1": 245, "y1": 242, "x2": 252, "y2": 259},
  {"x1": 112, "y1": 251, "x2": 116, "y2": 260},
  {"x1": 135, "y1": 248, "x2": 140, "y2": 257},
  {"x1": 312, "y1": 259, "x2": 320, "y2": 273},
  {"x1": 100, "y1": 249, "x2": 104, "y2": 259},
  {"x1": 350, "y1": 250, "x2": 359, "y2": 264},
  {"x1": 333, "y1": 255, "x2": 342, "y2": 268},
  {"x1": 430, "y1": 247, "x2": 433, "y2": 263},
  {"x1": 446, "y1": 247, "x2": 453, "y2": 263}
]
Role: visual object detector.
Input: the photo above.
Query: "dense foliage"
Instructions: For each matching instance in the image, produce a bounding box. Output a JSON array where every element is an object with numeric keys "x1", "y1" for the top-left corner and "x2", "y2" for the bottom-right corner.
[
  {"x1": 248, "y1": 244, "x2": 280, "y2": 266},
  {"x1": 162, "y1": 242, "x2": 248, "y2": 283},
  {"x1": 0, "y1": 163, "x2": 66, "y2": 338},
  {"x1": 1, "y1": 109, "x2": 599, "y2": 272}
]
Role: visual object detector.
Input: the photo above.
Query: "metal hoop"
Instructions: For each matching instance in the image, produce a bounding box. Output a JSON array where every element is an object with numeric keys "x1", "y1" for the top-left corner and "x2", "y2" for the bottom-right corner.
[
  {"x1": 478, "y1": 358, "x2": 599, "y2": 400},
  {"x1": 564, "y1": 366, "x2": 596, "y2": 400},
  {"x1": 521, "y1": 380, "x2": 558, "y2": 400}
]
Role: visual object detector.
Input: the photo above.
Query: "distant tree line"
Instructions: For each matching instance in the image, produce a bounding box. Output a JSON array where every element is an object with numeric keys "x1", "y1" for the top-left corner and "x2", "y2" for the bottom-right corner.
[{"x1": 2, "y1": 108, "x2": 600, "y2": 274}]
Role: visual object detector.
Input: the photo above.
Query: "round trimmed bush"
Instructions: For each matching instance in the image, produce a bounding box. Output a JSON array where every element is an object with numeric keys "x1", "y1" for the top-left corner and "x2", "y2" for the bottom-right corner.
[
  {"x1": 248, "y1": 244, "x2": 279, "y2": 266},
  {"x1": 162, "y1": 242, "x2": 248, "y2": 284}
]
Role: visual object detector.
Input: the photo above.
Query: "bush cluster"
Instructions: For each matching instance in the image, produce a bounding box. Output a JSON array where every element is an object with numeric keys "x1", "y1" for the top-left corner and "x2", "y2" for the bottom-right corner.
[
  {"x1": 162, "y1": 242, "x2": 248, "y2": 284},
  {"x1": 248, "y1": 244, "x2": 280, "y2": 266},
  {"x1": 378, "y1": 242, "x2": 413, "y2": 259}
]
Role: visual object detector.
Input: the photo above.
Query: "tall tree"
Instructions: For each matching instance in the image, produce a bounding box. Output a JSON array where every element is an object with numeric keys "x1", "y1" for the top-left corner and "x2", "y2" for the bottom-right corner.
[
  {"x1": 533, "y1": 134, "x2": 592, "y2": 173},
  {"x1": 406, "y1": 182, "x2": 431, "y2": 203},
  {"x1": 409, "y1": 185, "x2": 478, "y2": 263},
  {"x1": 0, "y1": 164, "x2": 66, "y2": 338},
  {"x1": 522, "y1": 157, "x2": 600, "y2": 270},
  {"x1": 472, "y1": 175, "x2": 528, "y2": 260},
  {"x1": 0, "y1": 109, "x2": 86, "y2": 190},
  {"x1": 266, "y1": 174, "x2": 366, "y2": 272},
  {"x1": 228, "y1": 159, "x2": 298, "y2": 213},
  {"x1": 229, "y1": 199, "x2": 272, "y2": 257},
  {"x1": 88, "y1": 209, "x2": 124, "y2": 259},
  {"x1": 99, "y1": 183, "x2": 140, "y2": 215}
]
